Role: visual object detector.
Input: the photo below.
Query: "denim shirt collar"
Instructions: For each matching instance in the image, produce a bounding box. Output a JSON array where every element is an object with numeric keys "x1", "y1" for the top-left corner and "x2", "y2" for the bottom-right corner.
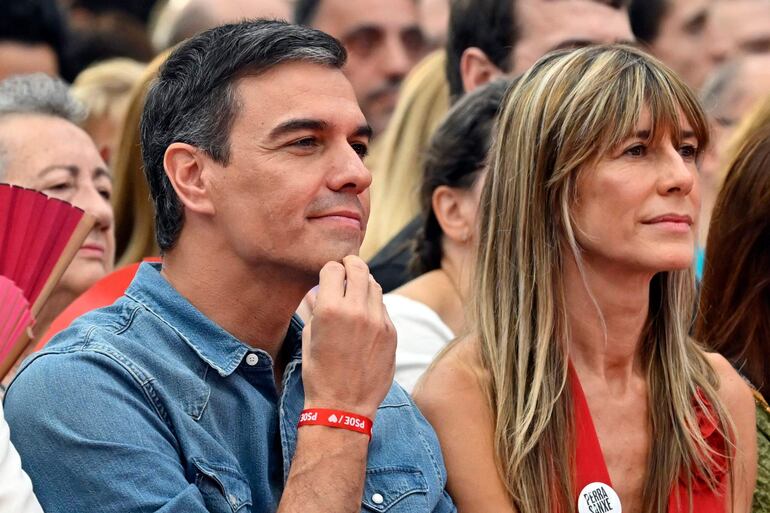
[{"x1": 125, "y1": 262, "x2": 303, "y2": 377}]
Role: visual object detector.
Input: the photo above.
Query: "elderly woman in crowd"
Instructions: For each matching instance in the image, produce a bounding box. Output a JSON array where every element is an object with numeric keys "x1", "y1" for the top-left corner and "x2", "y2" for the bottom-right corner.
[
  {"x1": 0, "y1": 74, "x2": 115, "y2": 343},
  {"x1": 0, "y1": 73, "x2": 114, "y2": 511},
  {"x1": 415, "y1": 45, "x2": 756, "y2": 513}
]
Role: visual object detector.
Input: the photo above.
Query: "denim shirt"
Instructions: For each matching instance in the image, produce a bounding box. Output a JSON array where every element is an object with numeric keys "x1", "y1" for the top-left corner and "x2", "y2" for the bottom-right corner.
[{"x1": 3, "y1": 263, "x2": 455, "y2": 513}]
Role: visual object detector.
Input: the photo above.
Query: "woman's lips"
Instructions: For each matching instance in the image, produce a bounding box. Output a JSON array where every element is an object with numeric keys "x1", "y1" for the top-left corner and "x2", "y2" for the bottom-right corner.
[
  {"x1": 641, "y1": 214, "x2": 693, "y2": 234},
  {"x1": 78, "y1": 243, "x2": 105, "y2": 257}
]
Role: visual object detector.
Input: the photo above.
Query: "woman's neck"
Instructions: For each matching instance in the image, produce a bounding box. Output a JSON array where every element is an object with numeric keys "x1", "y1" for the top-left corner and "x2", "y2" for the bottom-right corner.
[
  {"x1": 393, "y1": 242, "x2": 472, "y2": 336},
  {"x1": 563, "y1": 253, "x2": 652, "y2": 392}
]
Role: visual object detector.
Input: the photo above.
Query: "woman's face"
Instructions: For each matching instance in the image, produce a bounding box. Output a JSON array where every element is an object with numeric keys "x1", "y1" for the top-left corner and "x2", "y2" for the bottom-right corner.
[
  {"x1": 1, "y1": 114, "x2": 115, "y2": 297},
  {"x1": 570, "y1": 108, "x2": 700, "y2": 274}
]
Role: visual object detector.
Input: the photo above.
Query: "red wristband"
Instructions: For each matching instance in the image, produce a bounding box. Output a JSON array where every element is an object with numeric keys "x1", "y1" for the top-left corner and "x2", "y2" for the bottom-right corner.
[{"x1": 298, "y1": 408, "x2": 373, "y2": 437}]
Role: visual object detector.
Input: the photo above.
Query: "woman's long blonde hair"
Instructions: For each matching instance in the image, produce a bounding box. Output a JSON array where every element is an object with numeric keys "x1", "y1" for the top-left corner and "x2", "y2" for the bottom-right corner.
[
  {"x1": 112, "y1": 50, "x2": 171, "y2": 266},
  {"x1": 475, "y1": 45, "x2": 732, "y2": 513}
]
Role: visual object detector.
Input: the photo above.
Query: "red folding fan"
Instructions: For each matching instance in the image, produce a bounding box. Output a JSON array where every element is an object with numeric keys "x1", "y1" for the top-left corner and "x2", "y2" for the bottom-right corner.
[{"x1": 0, "y1": 183, "x2": 94, "y2": 379}]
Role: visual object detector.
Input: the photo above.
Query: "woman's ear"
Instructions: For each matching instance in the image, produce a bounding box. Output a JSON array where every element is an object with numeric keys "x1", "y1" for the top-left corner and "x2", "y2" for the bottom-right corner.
[
  {"x1": 460, "y1": 47, "x2": 504, "y2": 95},
  {"x1": 433, "y1": 185, "x2": 473, "y2": 244},
  {"x1": 163, "y1": 142, "x2": 216, "y2": 216}
]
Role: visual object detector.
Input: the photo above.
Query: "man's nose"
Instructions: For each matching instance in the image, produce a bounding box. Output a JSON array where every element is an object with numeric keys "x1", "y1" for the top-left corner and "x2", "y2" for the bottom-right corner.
[
  {"x1": 381, "y1": 34, "x2": 413, "y2": 79},
  {"x1": 329, "y1": 145, "x2": 373, "y2": 195}
]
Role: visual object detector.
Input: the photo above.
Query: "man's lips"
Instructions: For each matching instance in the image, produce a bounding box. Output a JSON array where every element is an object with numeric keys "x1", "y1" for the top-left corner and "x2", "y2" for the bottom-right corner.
[{"x1": 308, "y1": 210, "x2": 364, "y2": 229}]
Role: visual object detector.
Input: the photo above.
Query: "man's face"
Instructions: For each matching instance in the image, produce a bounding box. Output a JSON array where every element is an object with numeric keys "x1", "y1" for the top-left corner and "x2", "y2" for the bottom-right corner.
[
  {"x1": 204, "y1": 62, "x2": 372, "y2": 280},
  {"x1": 0, "y1": 42, "x2": 58, "y2": 81},
  {"x1": 650, "y1": 0, "x2": 714, "y2": 88},
  {"x1": 511, "y1": 0, "x2": 634, "y2": 76},
  {"x1": 0, "y1": 114, "x2": 115, "y2": 296},
  {"x1": 311, "y1": 0, "x2": 426, "y2": 136},
  {"x1": 701, "y1": 54, "x2": 770, "y2": 190},
  {"x1": 709, "y1": 0, "x2": 770, "y2": 58}
]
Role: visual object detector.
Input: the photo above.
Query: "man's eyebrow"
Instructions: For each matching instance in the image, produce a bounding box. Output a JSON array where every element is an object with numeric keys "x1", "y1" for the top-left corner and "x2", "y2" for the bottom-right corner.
[
  {"x1": 342, "y1": 24, "x2": 383, "y2": 40},
  {"x1": 353, "y1": 124, "x2": 374, "y2": 140},
  {"x1": 268, "y1": 119, "x2": 329, "y2": 141},
  {"x1": 684, "y1": 10, "x2": 708, "y2": 31}
]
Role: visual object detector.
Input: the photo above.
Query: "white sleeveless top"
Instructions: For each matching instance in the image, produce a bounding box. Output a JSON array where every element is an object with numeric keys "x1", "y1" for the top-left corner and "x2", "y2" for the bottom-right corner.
[
  {"x1": 0, "y1": 401, "x2": 43, "y2": 513},
  {"x1": 383, "y1": 294, "x2": 455, "y2": 393}
]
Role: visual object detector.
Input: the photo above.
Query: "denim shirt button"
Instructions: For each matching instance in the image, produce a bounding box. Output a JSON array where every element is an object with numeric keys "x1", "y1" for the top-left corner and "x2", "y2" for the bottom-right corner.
[
  {"x1": 229, "y1": 493, "x2": 238, "y2": 507},
  {"x1": 371, "y1": 493, "x2": 384, "y2": 505},
  {"x1": 245, "y1": 353, "x2": 259, "y2": 366}
]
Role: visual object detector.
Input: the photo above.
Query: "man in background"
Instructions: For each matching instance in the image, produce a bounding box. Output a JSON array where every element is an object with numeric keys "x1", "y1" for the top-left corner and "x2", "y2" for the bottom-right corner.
[
  {"x1": 295, "y1": 0, "x2": 427, "y2": 137},
  {"x1": 447, "y1": 0, "x2": 634, "y2": 99},
  {"x1": 698, "y1": 54, "x2": 770, "y2": 254},
  {"x1": 0, "y1": 0, "x2": 68, "y2": 80},
  {"x1": 709, "y1": 0, "x2": 770, "y2": 58},
  {"x1": 368, "y1": 0, "x2": 635, "y2": 292},
  {"x1": 151, "y1": 0, "x2": 291, "y2": 52},
  {"x1": 629, "y1": 0, "x2": 725, "y2": 89}
]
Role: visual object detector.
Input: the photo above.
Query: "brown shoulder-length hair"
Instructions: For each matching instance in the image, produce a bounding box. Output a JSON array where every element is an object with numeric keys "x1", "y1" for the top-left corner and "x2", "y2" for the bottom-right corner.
[{"x1": 696, "y1": 94, "x2": 770, "y2": 395}]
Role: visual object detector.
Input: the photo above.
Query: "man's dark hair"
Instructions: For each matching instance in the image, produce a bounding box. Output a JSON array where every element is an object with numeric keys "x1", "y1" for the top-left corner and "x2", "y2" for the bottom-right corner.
[
  {"x1": 628, "y1": 0, "x2": 668, "y2": 44},
  {"x1": 141, "y1": 19, "x2": 346, "y2": 251},
  {"x1": 446, "y1": 0, "x2": 629, "y2": 99},
  {"x1": 446, "y1": 0, "x2": 515, "y2": 99},
  {"x1": 293, "y1": 0, "x2": 322, "y2": 25},
  {"x1": 0, "y1": 0, "x2": 69, "y2": 75},
  {"x1": 412, "y1": 78, "x2": 511, "y2": 274}
]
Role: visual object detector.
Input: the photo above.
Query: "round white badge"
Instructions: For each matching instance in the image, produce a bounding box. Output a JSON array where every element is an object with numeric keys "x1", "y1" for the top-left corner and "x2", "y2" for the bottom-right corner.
[{"x1": 577, "y1": 482, "x2": 622, "y2": 513}]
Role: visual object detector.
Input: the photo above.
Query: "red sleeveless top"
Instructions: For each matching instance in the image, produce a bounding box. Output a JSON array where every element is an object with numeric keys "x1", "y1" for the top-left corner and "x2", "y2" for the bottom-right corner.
[{"x1": 570, "y1": 366, "x2": 728, "y2": 513}]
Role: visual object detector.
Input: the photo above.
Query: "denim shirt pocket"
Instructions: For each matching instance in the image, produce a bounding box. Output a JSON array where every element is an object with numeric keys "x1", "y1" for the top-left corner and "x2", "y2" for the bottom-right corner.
[
  {"x1": 192, "y1": 458, "x2": 253, "y2": 513},
  {"x1": 361, "y1": 466, "x2": 429, "y2": 512}
]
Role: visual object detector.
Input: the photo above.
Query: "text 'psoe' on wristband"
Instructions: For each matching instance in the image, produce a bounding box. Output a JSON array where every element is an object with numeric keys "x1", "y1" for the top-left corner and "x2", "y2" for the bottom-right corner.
[{"x1": 298, "y1": 408, "x2": 373, "y2": 437}]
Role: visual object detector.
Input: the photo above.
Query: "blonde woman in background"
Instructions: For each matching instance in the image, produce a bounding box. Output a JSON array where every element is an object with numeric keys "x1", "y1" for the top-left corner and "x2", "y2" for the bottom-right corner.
[
  {"x1": 360, "y1": 49, "x2": 449, "y2": 260},
  {"x1": 415, "y1": 45, "x2": 756, "y2": 513},
  {"x1": 71, "y1": 58, "x2": 145, "y2": 165},
  {"x1": 385, "y1": 79, "x2": 510, "y2": 392},
  {"x1": 112, "y1": 51, "x2": 170, "y2": 265}
]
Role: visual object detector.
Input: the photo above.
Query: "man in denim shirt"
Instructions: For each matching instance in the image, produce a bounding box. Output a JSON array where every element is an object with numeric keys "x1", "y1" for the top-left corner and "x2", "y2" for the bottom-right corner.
[{"x1": 4, "y1": 20, "x2": 455, "y2": 513}]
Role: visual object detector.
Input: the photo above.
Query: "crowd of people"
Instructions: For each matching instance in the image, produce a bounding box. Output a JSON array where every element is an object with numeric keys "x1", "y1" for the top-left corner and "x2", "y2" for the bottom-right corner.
[{"x1": 0, "y1": 0, "x2": 769, "y2": 512}]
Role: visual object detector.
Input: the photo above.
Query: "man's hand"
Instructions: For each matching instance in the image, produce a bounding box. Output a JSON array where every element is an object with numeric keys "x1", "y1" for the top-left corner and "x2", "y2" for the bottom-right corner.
[{"x1": 301, "y1": 256, "x2": 396, "y2": 420}]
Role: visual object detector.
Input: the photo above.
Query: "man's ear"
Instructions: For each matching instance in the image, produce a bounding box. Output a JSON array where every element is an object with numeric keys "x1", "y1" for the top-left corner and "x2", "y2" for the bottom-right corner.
[
  {"x1": 460, "y1": 47, "x2": 504, "y2": 94},
  {"x1": 432, "y1": 185, "x2": 472, "y2": 244},
  {"x1": 163, "y1": 142, "x2": 216, "y2": 216}
]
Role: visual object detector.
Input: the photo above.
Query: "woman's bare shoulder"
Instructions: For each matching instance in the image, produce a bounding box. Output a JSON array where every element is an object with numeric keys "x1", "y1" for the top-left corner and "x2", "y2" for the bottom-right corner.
[
  {"x1": 413, "y1": 336, "x2": 516, "y2": 513},
  {"x1": 413, "y1": 335, "x2": 488, "y2": 413},
  {"x1": 704, "y1": 352, "x2": 754, "y2": 407},
  {"x1": 704, "y1": 352, "x2": 757, "y2": 513}
]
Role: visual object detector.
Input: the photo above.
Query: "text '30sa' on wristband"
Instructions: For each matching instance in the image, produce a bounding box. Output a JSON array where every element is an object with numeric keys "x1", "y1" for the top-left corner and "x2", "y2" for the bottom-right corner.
[{"x1": 298, "y1": 408, "x2": 373, "y2": 437}]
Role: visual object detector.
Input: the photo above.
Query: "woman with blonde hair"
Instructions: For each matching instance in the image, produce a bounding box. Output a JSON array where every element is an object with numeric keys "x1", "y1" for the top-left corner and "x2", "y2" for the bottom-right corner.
[
  {"x1": 71, "y1": 58, "x2": 145, "y2": 165},
  {"x1": 111, "y1": 50, "x2": 170, "y2": 265},
  {"x1": 415, "y1": 45, "x2": 756, "y2": 513}
]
